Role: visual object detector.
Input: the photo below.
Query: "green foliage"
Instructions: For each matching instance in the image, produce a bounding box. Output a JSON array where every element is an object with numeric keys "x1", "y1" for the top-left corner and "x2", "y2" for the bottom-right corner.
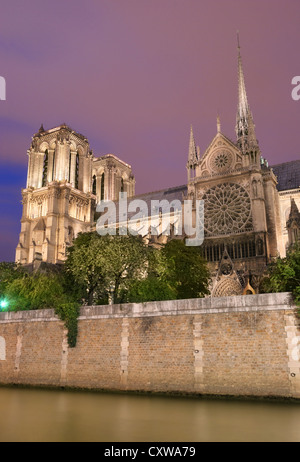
[
  {"x1": 262, "y1": 243, "x2": 300, "y2": 306},
  {"x1": 65, "y1": 232, "x2": 149, "y2": 304},
  {"x1": 161, "y1": 239, "x2": 210, "y2": 299},
  {"x1": 0, "y1": 234, "x2": 210, "y2": 346},
  {"x1": 127, "y1": 277, "x2": 177, "y2": 303},
  {"x1": 55, "y1": 302, "x2": 80, "y2": 348},
  {"x1": 2, "y1": 268, "x2": 79, "y2": 348},
  {"x1": 5, "y1": 273, "x2": 66, "y2": 311},
  {"x1": 127, "y1": 239, "x2": 210, "y2": 302},
  {"x1": 0, "y1": 262, "x2": 25, "y2": 299}
]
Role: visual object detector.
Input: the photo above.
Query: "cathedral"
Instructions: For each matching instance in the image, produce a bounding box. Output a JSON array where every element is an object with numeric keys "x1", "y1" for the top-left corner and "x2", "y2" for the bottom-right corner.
[{"x1": 15, "y1": 43, "x2": 300, "y2": 296}]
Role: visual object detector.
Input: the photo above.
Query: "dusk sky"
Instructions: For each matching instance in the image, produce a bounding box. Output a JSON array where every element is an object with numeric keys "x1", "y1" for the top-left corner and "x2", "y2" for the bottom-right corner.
[{"x1": 0, "y1": 0, "x2": 299, "y2": 262}]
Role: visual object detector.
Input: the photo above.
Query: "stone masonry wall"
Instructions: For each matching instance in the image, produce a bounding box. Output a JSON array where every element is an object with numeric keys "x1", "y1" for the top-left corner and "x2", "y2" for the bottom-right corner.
[{"x1": 0, "y1": 293, "x2": 300, "y2": 398}]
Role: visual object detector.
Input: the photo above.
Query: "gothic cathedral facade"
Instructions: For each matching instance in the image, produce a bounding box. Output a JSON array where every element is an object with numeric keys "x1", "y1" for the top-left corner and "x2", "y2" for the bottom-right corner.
[{"x1": 15, "y1": 43, "x2": 300, "y2": 295}]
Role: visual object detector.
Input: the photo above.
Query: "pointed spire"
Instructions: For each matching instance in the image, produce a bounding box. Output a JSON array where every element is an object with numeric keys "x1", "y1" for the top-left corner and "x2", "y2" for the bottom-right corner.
[
  {"x1": 188, "y1": 125, "x2": 198, "y2": 165},
  {"x1": 217, "y1": 115, "x2": 221, "y2": 133},
  {"x1": 288, "y1": 198, "x2": 300, "y2": 221},
  {"x1": 236, "y1": 32, "x2": 249, "y2": 126},
  {"x1": 235, "y1": 32, "x2": 259, "y2": 159},
  {"x1": 187, "y1": 125, "x2": 198, "y2": 183}
]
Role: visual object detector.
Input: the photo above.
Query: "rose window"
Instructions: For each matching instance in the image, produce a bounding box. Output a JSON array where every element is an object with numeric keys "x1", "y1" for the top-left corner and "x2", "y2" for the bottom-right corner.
[
  {"x1": 202, "y1": 183, "x2": 252, "y2": 236},
  {"x1": 209, "y1": 149, "x2": 234, "y2": 173}
]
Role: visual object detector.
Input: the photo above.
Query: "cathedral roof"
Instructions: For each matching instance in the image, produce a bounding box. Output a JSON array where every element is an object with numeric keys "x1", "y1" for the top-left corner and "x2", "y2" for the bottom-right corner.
[
  {"x1": 132, "y1": 184, "x2": 188, "y2": 208},
  {"x1": 112, "y1": 184, "x2": 188, "y2": 223},
  {"x1": 271, "y1": 160, "x2": 300, "y2": 191},
  {"x1": 93, "y1": 153, "x2": 132, "y2": 170},
  {"x1": 33, "y1": 123, "x2": 88, "y2": 142}
]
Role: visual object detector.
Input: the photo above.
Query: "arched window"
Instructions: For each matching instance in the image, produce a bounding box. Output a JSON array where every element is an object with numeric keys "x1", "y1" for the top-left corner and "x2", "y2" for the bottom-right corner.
[
  {"x1": 101, "y1": 172, "x2": 105, "y2": 201},
  {"x1": 121, "y1": 178, "x2": 124, "y2": 193},
  {"x1": 42, "y1": 150, "x2": 48, "y2": 187},
  {"x1": 92, "y1": 175, "x2": 97, "y2": 196},
  {"x1": 52, "y1": 149, "x2": 56, "y2": 181},
  {"x1": 68, "y1": 151, "x2": 72, "y2": 183},
  {"x1": 75, "y1": 153, "x2": 79, "y2": 189}
]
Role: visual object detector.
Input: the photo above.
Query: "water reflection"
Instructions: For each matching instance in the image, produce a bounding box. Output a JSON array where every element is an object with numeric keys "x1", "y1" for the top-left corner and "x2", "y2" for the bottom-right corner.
[{"x1": 0, "y1": 387, "x2": 299, "y2": 442}]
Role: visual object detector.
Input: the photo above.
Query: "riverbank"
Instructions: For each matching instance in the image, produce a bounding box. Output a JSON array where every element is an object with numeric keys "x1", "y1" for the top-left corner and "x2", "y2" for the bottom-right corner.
[
  {"x1": 1, "y1": 293, "x2": 299, "y2": 399},
  {"x1": 2, "y1": 381, "x2": 300, "y2": 404}
]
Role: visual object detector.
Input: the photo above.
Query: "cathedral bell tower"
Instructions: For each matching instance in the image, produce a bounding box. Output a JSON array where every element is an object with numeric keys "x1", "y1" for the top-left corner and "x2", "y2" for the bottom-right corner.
[{"x1": 15, "y1": 124, "x2": 95, "y2": 266}]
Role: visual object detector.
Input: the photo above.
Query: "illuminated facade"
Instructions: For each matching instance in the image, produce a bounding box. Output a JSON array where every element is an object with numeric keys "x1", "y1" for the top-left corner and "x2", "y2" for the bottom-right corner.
[
  {"x1": 15, "y1": 43, "x2": 300, "y2": 296},
  {"x1": 15, "y1": 124, "x2": 135, "y2": 265}
]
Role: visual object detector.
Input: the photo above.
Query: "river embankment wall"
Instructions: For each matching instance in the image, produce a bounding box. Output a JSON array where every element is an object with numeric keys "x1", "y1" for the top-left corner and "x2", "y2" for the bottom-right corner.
[{"x1": 0, "y1": 293, "x2": 299, "y2": 398}]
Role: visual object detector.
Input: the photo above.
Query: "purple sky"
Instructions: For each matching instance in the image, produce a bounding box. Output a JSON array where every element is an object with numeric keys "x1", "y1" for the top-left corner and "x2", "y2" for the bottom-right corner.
[{"x1": 0, "y1": 0, "x2": 300, "y2": 262}]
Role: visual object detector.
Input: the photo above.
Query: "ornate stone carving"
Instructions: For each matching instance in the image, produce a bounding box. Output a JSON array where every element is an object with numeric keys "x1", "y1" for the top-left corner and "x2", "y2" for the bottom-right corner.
[
  {"x1": 212, "y1": 277, "x2": 243, "y2": 297},
  {"x1": 69, "y1": 194, "x2": 89, "y2": 208},
  {"x1": 47, "y1": 189, "x2": 61, "y2": 200},
  {"x1": 30, "y1": 194, "x2": 48, "y2": 205},
  {"x1": 209, "y1": 149, "x2": 234, "y2": 174},
  {"x1": 203, "y1": 182, "x2": 252, "y2": 236}
]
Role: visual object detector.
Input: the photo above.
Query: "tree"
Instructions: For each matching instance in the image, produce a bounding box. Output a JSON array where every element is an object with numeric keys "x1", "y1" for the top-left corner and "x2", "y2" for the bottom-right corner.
[
  {"x1": 64, "y1": 232, "x2": 149, "y2": 305},
  {"x1": 161, "y1": 239, "x2": 210, "y2": 299},
  {"x1": 127, "y1": 276, "x2": 177, "y2": 303},
  {"x1": 3, "y1": 267, "x2": 80, "y2": 348},
  {"x1": 0, "y1": 263, "x2": 83, "y2": 348},
  {"x1": 261, "y1": 243, "x2": 300, "y2": 303},
  {"x1": 0, "y1": 262, "x2": 25, "y2": 300},
  {"x1": 5, "y1": 272, "x2": 67, "y2": 311}
]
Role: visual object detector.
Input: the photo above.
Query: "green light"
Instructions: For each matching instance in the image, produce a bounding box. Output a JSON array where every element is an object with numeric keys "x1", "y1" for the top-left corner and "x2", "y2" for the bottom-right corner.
[{"x1": 0, "y1": 300, "x2": 8, "y2": 310}]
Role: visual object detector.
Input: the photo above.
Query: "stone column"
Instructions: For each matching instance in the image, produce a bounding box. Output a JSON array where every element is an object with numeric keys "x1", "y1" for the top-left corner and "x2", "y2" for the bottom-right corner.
[
  {"x1": 251, "y1": 174, "x2": 267, "y2": 233},
  {"x1": 263, "y1": 173, "x2": 282, "y2": 258}
]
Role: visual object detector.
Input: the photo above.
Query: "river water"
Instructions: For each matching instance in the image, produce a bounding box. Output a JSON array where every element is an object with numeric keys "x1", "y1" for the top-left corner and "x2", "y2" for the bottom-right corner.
[{"x1": 0, "y1": 387, "x2": 300, "y2": 442}]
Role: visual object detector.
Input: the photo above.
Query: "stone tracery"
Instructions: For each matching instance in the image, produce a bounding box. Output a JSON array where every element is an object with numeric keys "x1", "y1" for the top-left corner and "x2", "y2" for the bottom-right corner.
[
  {"x1": 202, "y1": 182, "x2": 252, "y2": 236},
  {"x1": 209, "y1": 149, "x2": 234, "y2": 173}
]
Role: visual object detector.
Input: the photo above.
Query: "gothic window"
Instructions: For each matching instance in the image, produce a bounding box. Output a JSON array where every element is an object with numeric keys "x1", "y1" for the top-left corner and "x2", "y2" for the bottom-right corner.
[
  {"x1": 52, "y1": 150, "x2": 55, "y2": 181},
  {"x1": 75, "y1": 153, "x2": 79, "y2": 189},
  {"x1": 249, "y1": 240, "x2": 256, "y2": 257},
  {"x1": 101, "y1": 172, "x2": 105, "y2": 201},
  {"x1": 92, "y1": 175, "x2": 97, "y2": 196},
  {"x1": 42, "y1": 150, "x2": 48, "y2": 187},
  {"x1": 202, "y1": 240, "x2": 255, "y2": 263},
  {"x1": 202, "y1": 183, "x2": 252, "y2": 236},
  {"x1": 68, "y1": 152, "x2": 72, "y2": 183},
  {"x1": 256, "y1": 239, "x2": 264, "y2": 256},
  {"x1": 209, "y1": 149, "x2": 234, "y2": 174}
]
